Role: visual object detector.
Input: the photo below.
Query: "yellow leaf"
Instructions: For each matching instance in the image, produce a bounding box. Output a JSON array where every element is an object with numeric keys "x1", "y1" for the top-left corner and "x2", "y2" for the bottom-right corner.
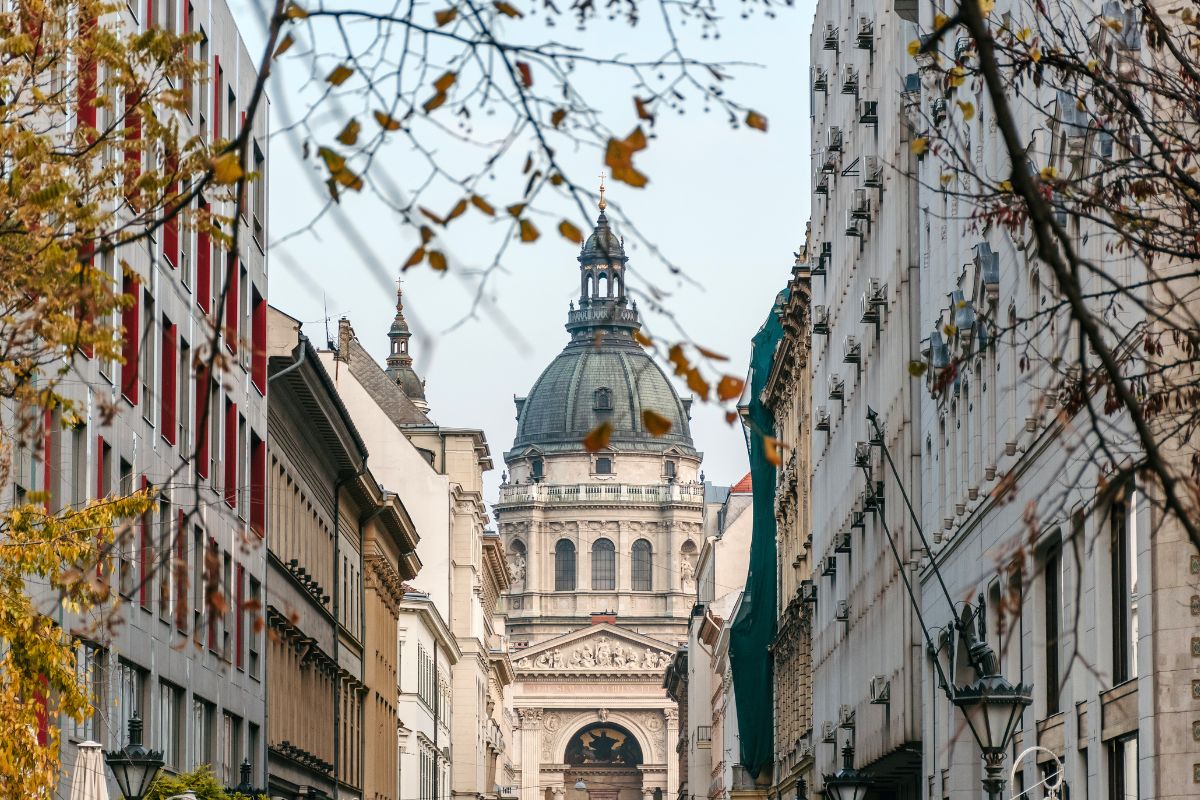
[
  {"x1": 947, "y1": 66, "x2": 965, "y2": 88},
  {"x1": 470, "y1": 195, "x2": 496, "y2": 216},
  {"x1": 317, "y1": 146, "x2": 346, "y2": 173},
  {"x1": 1040, "y1": 166, "x2": 1058, "y2": 180},
  {"x1": 911, "y1": 137, "x2": 929, "y2": 155},
  {"x1": 428, "y1": 251, "x2": 448, "y2": 271},
  {"x1": 583, "y1": 422, "x2": 612, "y2": 452},
  {"x1": 633, "y1": 330, "x2": 653, "y2": 348},
  {"x1": 940, "y1": 173, "x2": 953, "y2": 186},
  {"x1": 273, "y1": 33, "x2": 295, "y2": 59},
  {"x1": 493, "y1": 1, "x2": 523, "y2": 17},
  {"x1": 435, "y1": 7, "x2": 458, "y2": 25},
  {"x1": 1030, "y1": 47, "x2": 1041, "y2": 62},
  {"x1": 907, "y1": 360, "x2": 928, "y2": 377},
  {"x1": 685, "y1": 368, "x2": 710, "y2": 401},
  {"x1": 374, "y1": 110, "x2": 402, "y2": 131},
  {"x1": 326, "y1": 64, "x2": 354, "y2": 86},
  {"x1": 746, "y1": 110, "x2": 768, "y2": 132},
  {"x1": 403, "y1": 247, "x2": 426, "y2": 269},
  {"x1": 907, "y1": 39, "x2": 921, "y2": 57},
  {"x1": 434, "y1": 71, "x2": 457, "y2": 93},
  {"x1": 642, "y1": 409, "x2": 673, "y2": 436},
  {"x1": 1017, "y1": 27, "x2": 1032, "y2": 43},
  {"x1": 934, "y1": 13, "x2": 949, "y2": 29},
  {"x1": 979, "y1": 0, "x2": 995, "y2": 15},
  {"x1": 336, "y1": 118, "x2": 361, "y2": 146},
  {"x1": 210, "y1": 152, "x2": 243, "y2": 184},
  {"x1": 956, "y1": 100, "x2": 975, "y2": 121},
  {"x1": 998, "y1": 180, "x2": 1013, "y2": 193},
  {"x1": 717, "y1": 375, "x2": 745, "y2": 401},
  {"x1": 558, "y1": 220, "x2": 583, "y2": 244},
  {"x1": 285, "y1": 2, "x2": 308, "y2": 18},
  {"x1": 519, "y1": 218, "x2": 540, "y2": 242}
]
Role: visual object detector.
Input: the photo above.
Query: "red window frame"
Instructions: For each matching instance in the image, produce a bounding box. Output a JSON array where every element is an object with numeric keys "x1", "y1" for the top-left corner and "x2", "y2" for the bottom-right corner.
[
  {"x1": 77, "y1": 16, "x2": 97, "y2": 136},
  {"x1": 251, "y1": 287, "x2": 266, "y2": 394},
  {"x1": 197, "y1": 202, "x2": 211, "y2": 313},
  {"x1": 250, "y1": 433, "x2": 265, "y2": 538},
  {"x1": 161, "y1": 320, "x2": 177, "y2": 445},
  {"x1": 224, "y1": 254, "x2": 239, "y2": 355},
  {"x1": 235, "y1": 563, "x2": 245, "y2": 668},
  {"x1": 139, "y1": 476, "x2": 150, "y2": 608},
  {"x1": 120, "y1": 273, "x2": 140, "y2": 406},
  {"x1": 223, "y1": 399, "x2": 237, "y2": 508},
  {"x1": 42, "y1": 409, "x2": 53, "y2": 511},
  {"x1": 213, "y1": 57, "x2": 221, "y2": 143},
  {"x1": 194, "y1": 365, "x2": 209, "y2": 478},
  {"x1": 124, "y1": 86, "x2": 142, "y2": 203},
  {"x1": 162, "y1": 154, "x2": 180, "y2": 269}
]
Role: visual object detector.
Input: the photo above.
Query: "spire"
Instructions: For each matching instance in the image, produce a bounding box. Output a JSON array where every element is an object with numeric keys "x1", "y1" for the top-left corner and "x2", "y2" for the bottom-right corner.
[
  {"x1": 566, "y1": 184, "x2": 640, "y2": 340},
  {"x1": 385, "y1": 278, "x2": 429, "y2": 412},
  {"x1": 598, "y1": 171, "x2": 607, "y2": 212}
]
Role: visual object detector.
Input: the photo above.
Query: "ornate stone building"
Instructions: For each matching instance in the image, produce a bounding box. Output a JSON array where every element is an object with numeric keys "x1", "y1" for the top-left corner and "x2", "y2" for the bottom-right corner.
[{"x1": 496, "y1": 197, "x2": 703, "y2": 800}]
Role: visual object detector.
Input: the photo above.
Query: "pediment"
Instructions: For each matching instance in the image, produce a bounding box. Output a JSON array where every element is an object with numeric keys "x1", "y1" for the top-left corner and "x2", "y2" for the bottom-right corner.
[{"x1": 512, "y1": 624, "x2": 676, "y2": 674}]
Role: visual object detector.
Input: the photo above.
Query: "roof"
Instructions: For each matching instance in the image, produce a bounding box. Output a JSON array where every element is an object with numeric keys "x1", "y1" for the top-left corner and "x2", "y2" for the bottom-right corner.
[
  {"x1": 336, "y1": 320, "x2": 431, "y2": 427},
  {"x1": 578, "y1": 211, "x2": 627, "y2": 264},
  {"x1": 731, "y1": 472, "x2": 753, "y2": 494}
]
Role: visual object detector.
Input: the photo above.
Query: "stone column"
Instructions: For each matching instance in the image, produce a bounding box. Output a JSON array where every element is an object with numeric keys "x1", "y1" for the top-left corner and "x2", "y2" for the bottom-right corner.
[
  {"x1": 551, "y1": 784, "x2": 566, "y2": 800},
  {"x1": 641, "y1": 789, "x2": 654, "y2": 800},
  {"x1": 663, "y1": 707, "x2": 679, "y2": 799},
  {"x1": 518, "y1": 708, "x2": 544, "y2": 800}
]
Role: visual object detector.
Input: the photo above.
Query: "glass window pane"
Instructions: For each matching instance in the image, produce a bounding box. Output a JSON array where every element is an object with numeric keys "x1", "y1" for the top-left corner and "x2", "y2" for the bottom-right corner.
[
  {"x1": 592, "y1": 538, "x2": 615, "y2": 590},
  {"x1": 555, "y1": 540, "x2": 575, "y2": 591},
  {"x1": 631, "y1": 540, "x2": 652, "y2": 591}
]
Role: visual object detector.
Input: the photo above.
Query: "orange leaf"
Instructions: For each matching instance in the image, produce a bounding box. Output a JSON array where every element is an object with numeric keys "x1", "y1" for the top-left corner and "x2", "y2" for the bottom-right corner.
[
  {"x1": 403, "y1": 247, "x2": 426, "y2": 270},
  {"x1": 668, "y1": 343, "x2": 689, "y2": 376},
  {"x1": 446, "y1": 198, "x2": 468, "y2": 223},
  {"x1": 434, "y1": 7, "x2": 457, "y2": 25},
  {"x1": 374, "y1": 110, "x2": 402, "y2": 131},
  {"x1": 558, "y1": 220, "x2": 583, "y2": 243},
  {"x1": 634, "y1": 96, "x2": 654, "y2": 123},
  {"x1": 519, "y1": 218, "x2": 540, "y2": 242},
  {"x1": 493, "y1": 0, "x2": 523, "y2": 17},
  {"x1": 685, "y1": 367, "x2": 710, "y2": 401},
  {"x1": 583, "y1": 421, "x2": 612, "y2": 452},
  {"x1": 746, "y1": 110, "x2": 768, "y2": 132},
  {"x1": 428, "y1": 250, "x2": 448, "y2": 271},
  {"x1": 419, "y1": 226, "x2": 435, "y2": 244},
  {"x1": 471, "y1": 195, "x2": 496, "y2": 216},
  {"x1": 763, "y1": 435, "x2": 783, "y2": 465},
  {"x1": 695, "y1": 344, "x2": 729, "y2": 361},
  {"x1": 273, "y1": 33, "x2": 295, "y2": 59},
  {"x1": 516, "y1": 61, "x2": 533, "y2": 88},
  {"x1": 724, "y1": 410, "x2": 739, "y2": 425},
  {"x1": 717, "y1": 375, "x2": 745, "y2": 401},
  {"x1": 423, "y1": 91, "x2": 447, "y2": 113},
  {"x1": 419, "y1": 206, "x2": 445, "y2": 225},
  {"x1": 633, "y1": 330, "x2": 652, "y2": 348},
  {"x1": 336, "y1": 118, "x2": 361, "y2": 146},
  {"x1": 626, "y1": 126, "x2": 648, "y2": 152},
  {"x1": 326, "y1": 64, "x2": 354, "y2": 85},
  {"x1": 434, "y1": 71, "x2": 457, "y2": 92},
  {"x1": 642, "y1": 409, "x2": 673, "y2": 436},
  {"x1": 551, "y1": 108, "x2": 566, "y2": 128},
  {"x1": 507, "y1": 203, "x2": 527, "y2": 217}
]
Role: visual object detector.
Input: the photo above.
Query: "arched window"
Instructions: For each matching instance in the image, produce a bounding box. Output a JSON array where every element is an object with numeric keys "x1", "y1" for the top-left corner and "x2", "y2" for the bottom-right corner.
[
  {"x1": 593, "y1": 387, "x2": 612, "y2": 411},
  {"x1": 554, "y1": 540, "x2": 576, "y2": 591},
  {"x1": 592, "y1": 538, "x2": 615, "y2": 590},
  {"x1": 595, "y1": 456, "x2": 612, "y2": 475},
  {"x1": 631, "y1": 539, "x2": 652, "y2": 591}
]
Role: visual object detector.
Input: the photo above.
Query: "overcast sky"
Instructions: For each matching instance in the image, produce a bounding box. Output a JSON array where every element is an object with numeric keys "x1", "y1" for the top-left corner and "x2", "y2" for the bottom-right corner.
[{"x1": 231, "y1": 0, "x2": 815, "y2": 505}]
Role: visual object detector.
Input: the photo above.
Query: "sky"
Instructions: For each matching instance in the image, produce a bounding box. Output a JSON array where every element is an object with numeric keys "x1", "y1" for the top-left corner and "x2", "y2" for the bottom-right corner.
[{"x1": 230, "y1": 0, "x2": 815, "y2": 504}]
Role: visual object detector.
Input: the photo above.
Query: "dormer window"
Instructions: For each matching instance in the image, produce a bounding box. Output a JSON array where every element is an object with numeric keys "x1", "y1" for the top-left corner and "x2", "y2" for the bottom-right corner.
[
  {"x1": 664, "y1": 459, "x2": 677, "y2": 479},
  {"x1": 593, "y1": 387, "x2": 612, "y2": 411},
  {"x1": 595, "y1": 456, "x2": 613, "y2": 475},
  {"x1": 531, "y1": 457, "x2": 544, "y2": 479}
]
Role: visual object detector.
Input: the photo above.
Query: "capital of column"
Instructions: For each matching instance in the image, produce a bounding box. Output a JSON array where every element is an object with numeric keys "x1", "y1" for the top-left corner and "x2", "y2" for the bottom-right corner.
[
  {"x1": 641, "y1": 790, "x2": 654, "y2": 800},
  {"x1": 551, "y1": 786, "x2": 566, "y2": 800},
  {"x1": 517, "y1": 707, "x2": 545, "y2": 728},
  {"x1": 663, "y1": 707, "x2": 679, "y2": 725}
]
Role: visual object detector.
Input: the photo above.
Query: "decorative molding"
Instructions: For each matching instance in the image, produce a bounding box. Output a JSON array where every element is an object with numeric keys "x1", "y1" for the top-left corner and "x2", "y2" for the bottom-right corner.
[{"x1": 514, "y1": 636, "x2": 672, "y2": 673}]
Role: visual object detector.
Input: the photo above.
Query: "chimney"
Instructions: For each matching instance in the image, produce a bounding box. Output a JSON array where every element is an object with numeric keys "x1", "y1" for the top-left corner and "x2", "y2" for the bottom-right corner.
[
  {"x1": 590, "y1": 610, "x2": 617, "y2": 625},
  {"x1": 336, "y1": 317, "x2": 353, "y2": 362}
]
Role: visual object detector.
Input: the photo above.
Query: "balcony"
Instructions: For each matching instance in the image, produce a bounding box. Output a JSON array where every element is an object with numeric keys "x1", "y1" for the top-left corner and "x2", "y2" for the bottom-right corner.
[{"x1": 495, "y1": 481, "x2": 705, "y2": 508}]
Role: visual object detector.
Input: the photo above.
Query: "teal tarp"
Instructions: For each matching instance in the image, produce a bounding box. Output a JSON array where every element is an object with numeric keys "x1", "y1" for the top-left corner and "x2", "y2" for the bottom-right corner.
[{"x1": 729, "y1": 289, "x2": 787, "y2": 779}]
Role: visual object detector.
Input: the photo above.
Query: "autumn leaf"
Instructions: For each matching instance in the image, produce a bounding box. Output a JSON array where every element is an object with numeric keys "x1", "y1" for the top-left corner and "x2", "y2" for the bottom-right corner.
[
  {"x1": 911, "y1": 137, "x2": 929, "y2": 156},
  {"x1": 908, "y1": 360, "x2": 928, "y2": 377},
  {"x1": 285, "y1": 2, "x2": 308, "y2": 18},
  {"x1": 423, "y1": 92, "x2": 447, "y2": 113},
  {"x1": 746, "y1": 110, "x2": 768, "y2": 132},
  {"x1": 428, "y1": 251, "x2": 448, "y2": 271},
  {"x1": 516, "y1": 61, "x2": 533, "y2": 88},
  {"x1": 956, "y1": 100, "x2": 975, "y2": 121},
  {"x1": 695, "y1": 345, "x2": 729, "y2": 361},
  {"x1": 470, "y1": 195, "x2": 496, "y2": 216},
  {"x1": 551, "y1": 108, "x2": 566, "y2": 128},
  {"x1": 435, "y1": 7, "x2": 458, "y2": 25},
  {"x1": 633, "y1": 330, "x2": 653, "y2": 348},
  {"x1": 419, "y1": 206, "x2": 445, "y2": 225},
  {"x1": 519, "y1": 218, "x2": 540, "y2": 242},
  {"x1": 210, "y1": 152, "x2": 243, "y2": 184},
  {"x1": 434, "y1": 71, "x2": 457, "y2": 93},
  {"x1": 725, "y1": 410, "x2": 739, "y2": 424},
  {"x1": 506, "y1": 203, "x2": 527, "y2": 217},
  {"x1": 374, "y1": 110, "x2": 402, "y2": 131},
  {"x1": 326, "y1": 64, "x2": 354, "y2": 86},
  {"x1": 583, "y1": 421, "x2": 612, "y2": 452},
  {"x1": 605, "y1": 132, "x2": 650, "y2": 189},
  {"x1": 493, "y1": 0, "x2": 523, "y2": 17},
  {"x1": 717, "y1": 375, "x2": 745, "y2": 401},
  {"x1": 634, "y1": 96, "x2": 655, "y2": 123},
  {"x1": 907, "y1": 39, "x2": 921, "y2": 57},
  {"x1": 419, "y1": 226, "x2": 436, "y2": 244},
  {"x1": 685, "y1": 368, "x2": 710, "y2": 401},
  {"x1": 763, "y1": 435, "x2": 784, "y2": 466},
  {"x1": 445, "y1": 199, "x2": 468, "y2": 223},
  {"x1": 558, "y1": 220, "x2": 583, "y2": 243},
  {"x1": 668, "y1": 343, "x2": 689, "y2": 376},
  {"x1": 642, "y1": 409, "x2": 673, "y2": 436},
  {"x1": 273, "y1": 33, "x2": 295, "y2": 58},
  {"x1": 336, "y1": 118, "x2": 361, "y2": 146},
  {"x1": 403, "y1": 247, "x2": 426, "y2": 269}
]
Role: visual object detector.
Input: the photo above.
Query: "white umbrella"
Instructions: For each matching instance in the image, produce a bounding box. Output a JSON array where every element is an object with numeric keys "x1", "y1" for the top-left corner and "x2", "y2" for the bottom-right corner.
[{"x1": 69, "y1": 741, "x2": 110, "y2": 800}]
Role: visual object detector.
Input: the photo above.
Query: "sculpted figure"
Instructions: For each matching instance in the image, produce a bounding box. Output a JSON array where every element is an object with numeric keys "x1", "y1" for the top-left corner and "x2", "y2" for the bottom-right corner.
[
  {"x1": 595, "y1": 638, "x2": 612, "y2": 667},
  {"x1": 551, "y1": 648, "x2": 565, "y2": 669},
  {"x1": 535, "y1": 652, "x2": 551, "y2": 668},
  {"x1": 612, "y1": 648, "x2": 626, "y2": 668},
  {"x1": 580, "y1": 644, "x2": 596, "y2": 668},
  {"x1": 641, "y1": 648, "x2": 656, "y2": 668},
  {"x1": 569, "y1": 648, "x2": 583, "y2": 667}
]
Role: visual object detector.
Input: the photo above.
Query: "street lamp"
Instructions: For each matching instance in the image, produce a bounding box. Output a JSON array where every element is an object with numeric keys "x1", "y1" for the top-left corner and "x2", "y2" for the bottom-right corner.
[
  {"x1": 952, "y1": 673, "x2": 1032, "y2": 800},
  {"x1": 793, "y1": 776, "x2": 807, "y2": 800},
  {"x1": 821, "y1": 744, "x2": 871, "y2": 800},
  {"x1": 104, "y1": 713, "x2": 164, "y2": 800},
  {"x1": 574, "y1": 779, "x2": 588, "y2": 791},
  {"x1": 227, "y1": 758, "x2": 263, "y2": 797}
]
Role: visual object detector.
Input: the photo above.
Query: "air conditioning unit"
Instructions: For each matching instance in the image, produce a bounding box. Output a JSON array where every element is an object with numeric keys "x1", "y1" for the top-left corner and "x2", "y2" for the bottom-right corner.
[
  {"x1": 823, "y1": 23, "x2": 839, "y2": 51},
  {"x1": 839, "y1": 704, "x2": 856, "y2": 729},
  {"x1": 800, "y1": 580, "x2": 818, "y2": 604},
  {"x1": 932, "y1": 97, "x2": 948, "y2": 126},
  {"x1": 815, "y1": 407, "x2": 831, "y2": 432},
  {"x1": 812, "y1": 65, "x2": 829, "y2": 92},
  {"x1": 821, "y1": 720, "x2": 837, "y2": 743},
  {"x1": 954, "y1": 36, "x2": 975, "y2": 63},
  {"x1": 870, "y1": 675, "x2": 891, "y2": 704},
  {"x1": 815, "y1": 173, "x2": 829, "y2": 195},
  {"x1": 812, "y1": 304, "x2": 830, "y2": 334},
  {"x1": 844, "y1": 212, "x2": 865, "y2": 238},
  {"x1": 828, "y1": 373, "x2": 845, "y2": 400},
  {"x1": 856, "y1": 16, "x2": 874, "y2": 49},
  {"x1": 867, "y1": 277, "x2": 887, "y2": 304},
  {"x1": 851, "y1": 506, "x2": 866, "y2": 530},
  {"x1": 820, "y1": 555, "x2": 836, "y2": 577},
  {"x1": 841, "y1": 65, "x2": 859, "y2": 94},
  {"x1": 863, "y1": 155, "x2": 883, "y2": 188},
  {"x1": 858, "y1": 98, "x2": 878, "y2": 124},
  {"x1": 853, "y1": 441, "x2": 871, "y2": 467},
  {"x1": 821, "y1": 241, "x2": 833, "y2": 261},
  {"x1": 843, "y1": 335, "x2": 862, "y2": 364},
  {"x1": 822, "y1": 148, "x2": 839, "y2": 173},
  {"x1": 827, "y1": 126, "x2": 844, "y2": 152},
  {"x1": 858, "y1": 292, "x2": 877, "y2": 324},
  {"x1": 834, "y1": 530, "x2": 851, "y2": 553},
  {"x1": 850, "y1": 187, "x2": 870, "y2": 219},
  {"x1": 835, "y1": 600, "x2": 850, "y2": 621},
  {"x1": 811, "y1": 253, "x2": 827, "y2": 277}
]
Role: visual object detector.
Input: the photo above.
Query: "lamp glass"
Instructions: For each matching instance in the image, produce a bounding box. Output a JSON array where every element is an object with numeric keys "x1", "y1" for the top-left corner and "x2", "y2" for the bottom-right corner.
[{"x1": 574, "y1": 780, "x2": 588, "y2": 791}]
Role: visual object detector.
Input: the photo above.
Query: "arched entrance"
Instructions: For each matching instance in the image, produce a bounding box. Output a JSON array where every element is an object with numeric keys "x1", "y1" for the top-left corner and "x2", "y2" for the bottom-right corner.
[{"x1": 558, "y1": 723, "x2": 645, "y2": 800}]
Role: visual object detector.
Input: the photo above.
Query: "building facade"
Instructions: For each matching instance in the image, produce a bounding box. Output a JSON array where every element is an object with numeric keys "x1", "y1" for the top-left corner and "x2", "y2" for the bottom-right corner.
[
  {"x1": 497, "y1": 201, "x2": 702, "y2": 800},
  {"x1": 805, "y1": 1, "x2": 923, "y2": 796},
  {"x1": 24, "y1": 0, "x2": 272, "y2": 795}
]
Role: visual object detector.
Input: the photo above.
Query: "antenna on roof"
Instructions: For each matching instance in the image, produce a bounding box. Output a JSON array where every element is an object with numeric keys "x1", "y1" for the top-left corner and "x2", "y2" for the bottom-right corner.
[{"x1": 323, "y1": 293, "x2": 334, "y2": 350}]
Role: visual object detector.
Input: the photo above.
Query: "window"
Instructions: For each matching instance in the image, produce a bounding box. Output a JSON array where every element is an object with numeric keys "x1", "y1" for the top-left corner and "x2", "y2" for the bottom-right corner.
[
  {"x1": 593, "y1": 387, "x2": 612, "y2": 411},
  {"x1": 631, "y1": 539, "x2": 652, "y2": 591},
  {"x1": 235, "y1": 563, "x2": 245, "y2": 669},
  {"x1": 1042, "y1": 538, "x2": 1063, "y2": 715},
  {"x1": 220, "y1": 711, "x2": 241, "y2": 785},
  {"x1": 120, "y1": 274, "x2": 140, "y2": 405},
  {"x1": 157, "y1": 680, "x2": 182, "y2": 767},
  {"x1": 1109, "y1": 734, "x2": 1137, "y2": 800},
  {"x1": 197, "y1": 201, "x2": 212, "y2": 313},
  {"x1": 112, "y1": 660, "x2": 144, "y2": 749},
  {"x1": 1111, "y1": 486, "x2": 1138, "y2": 684},
  {"x1": 224, "y1": 254, "x2": 239, "y2": 354},
  {"x1": 161, "y1": 317, "x2": 177, "y2": 445},
  {"x1": 252, "y1": 143, "x2": 266, "y2": 247},
  {"x1": 248, "y1": 577, "x2": 261, "y2": 677},
  {"x1": 118, "y1": 459, "x2": 135, "y2": 597},
  {"x1": 140, "y1": 289, "x2": 155, "y2": 423},
  {"x1": 237, "y1": 414, "x2": 248, "y2": 519},
  {"x1": 531, "y1": 457, "x2": 544, "y2": 480},
  {"x1": 250, "y1": 432, "x2": 265, "y2": 536},
  {"x1": 595, "y1": 456, "x2": 612, "y2": 475},
  {"x1": 178, "y1": 338, "x2": 191, "y2": 452},
  {"x1": 664, "y1": 459, "x2": 677, "y2": 479},
  {"x1": 223, "y1": 399, "x2": 237, "y2": 508},
  {"x1": 189, "y1": 696, "x2": 212, "y2": 769},
  {"x1": 509, "y1": 540, "x2": 527, "y2": 592},
  {"x1": 251, "y1": 287, "x2": 266, "y2": 394},
  {"x1": 72, "y1": 643, "x2": 104, "y2": 741},
  {"x1": 554, "y1": 539, "x2": 576, "y2": 591},
  {"x1": 591, "y1": 538, "x2": 615, "y2": 590},
  {"x1": 70, "y1": 425, "x2": 86, "y2": 508}
]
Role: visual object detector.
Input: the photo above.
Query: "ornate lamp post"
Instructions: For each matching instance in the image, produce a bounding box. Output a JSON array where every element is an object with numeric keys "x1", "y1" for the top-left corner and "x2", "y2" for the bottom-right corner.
[
  {"x1": 952, "y1": 672, "x2": 1032, "y2": 800},
  {"x1": 227, "y1": 758, "x2": 264, "y2": 797},
  {"x1": 821, "y1": 745, "x2": 871, "y2": 800},
  {"x1": 793, "y1": 776, "x2": 807, "y2": 800},
  {"x1": 103, "y1": 714, "x2": 164, "y2": 800}
]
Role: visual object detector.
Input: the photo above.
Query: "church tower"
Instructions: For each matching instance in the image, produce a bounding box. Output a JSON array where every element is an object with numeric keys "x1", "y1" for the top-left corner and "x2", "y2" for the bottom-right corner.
[
  {"x1": 384, "y1": 283, "x2": 429, "y2": 412},
  {"x1": 497, "y1": 187, "x2": 703, "y2": 800}
]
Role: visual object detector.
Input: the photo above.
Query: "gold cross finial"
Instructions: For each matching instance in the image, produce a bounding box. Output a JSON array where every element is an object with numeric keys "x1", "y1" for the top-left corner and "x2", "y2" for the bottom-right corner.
[{"x1": 598, "y1": 171, "x2": 607, "y2": 211}]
